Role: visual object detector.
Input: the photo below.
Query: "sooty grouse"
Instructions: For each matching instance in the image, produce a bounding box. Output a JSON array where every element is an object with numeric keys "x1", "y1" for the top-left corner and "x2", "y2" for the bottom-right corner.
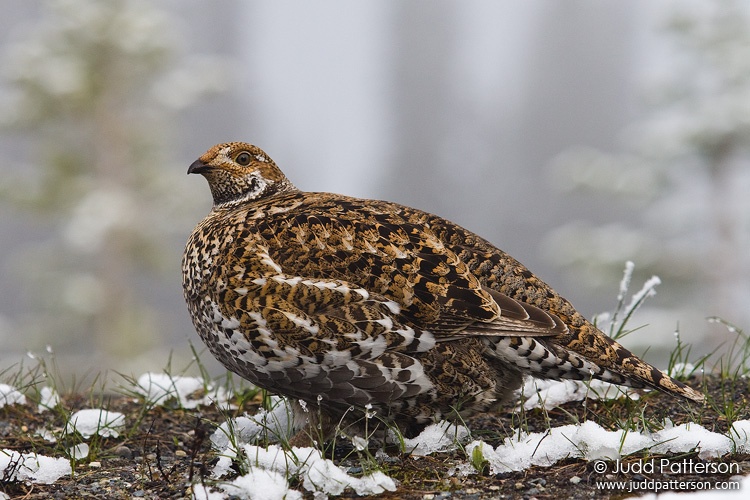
[{"x1": 182, "y1": 142, "x2": 703, "y2": 442}]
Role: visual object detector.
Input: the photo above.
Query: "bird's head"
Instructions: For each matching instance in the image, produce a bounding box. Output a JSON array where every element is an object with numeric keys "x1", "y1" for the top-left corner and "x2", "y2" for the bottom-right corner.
[{"x1": 188, "y1": 142, "x2": 296, "y2": 208}]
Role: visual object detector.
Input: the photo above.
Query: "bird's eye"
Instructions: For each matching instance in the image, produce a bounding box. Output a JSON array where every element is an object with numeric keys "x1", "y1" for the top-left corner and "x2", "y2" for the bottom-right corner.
[{"x1": 235, "y1": 152, "x2": 251, "y2": 166}]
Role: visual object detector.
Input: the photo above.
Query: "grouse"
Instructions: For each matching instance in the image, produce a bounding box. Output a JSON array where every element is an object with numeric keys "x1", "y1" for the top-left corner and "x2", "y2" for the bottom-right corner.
[{"x1": 182, "y1": 142, "x2": 703, "y2": 441}]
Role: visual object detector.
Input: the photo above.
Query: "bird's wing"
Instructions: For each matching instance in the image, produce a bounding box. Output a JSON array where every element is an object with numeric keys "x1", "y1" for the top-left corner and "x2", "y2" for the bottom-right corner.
[
  {"x1": 247, "y1": 197, "x2": 567, "y2": 338},
  {"x1": 207, "y1": 244, "x2": 436, "y2": 409}
]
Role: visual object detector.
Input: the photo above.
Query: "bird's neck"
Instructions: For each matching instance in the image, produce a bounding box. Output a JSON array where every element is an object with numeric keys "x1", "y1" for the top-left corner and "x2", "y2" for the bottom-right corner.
[{"x1": 212, "y1": 179, "x2": 300, "y2": 211}]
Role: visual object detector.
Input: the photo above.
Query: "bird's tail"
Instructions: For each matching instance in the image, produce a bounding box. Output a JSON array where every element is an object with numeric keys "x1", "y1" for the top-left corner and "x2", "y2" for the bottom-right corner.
[
  {"x1": 486, "y1": 328, "x2": 705, "y2": 403},
  {"x1": 594, "y1": 332, "x2": 705, "y2": 403}
]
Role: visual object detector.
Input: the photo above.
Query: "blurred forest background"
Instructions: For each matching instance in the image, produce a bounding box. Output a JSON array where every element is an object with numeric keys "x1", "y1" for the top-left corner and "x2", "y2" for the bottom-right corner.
[{"x1": 1, "y1": 0, "x2": 748, "y2": 380}]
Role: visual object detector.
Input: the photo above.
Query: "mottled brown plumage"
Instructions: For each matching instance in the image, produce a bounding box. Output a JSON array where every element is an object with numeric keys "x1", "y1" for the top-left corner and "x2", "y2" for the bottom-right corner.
[{"x1": 182, "y1": 142, "x2": 703, "y2": 439}]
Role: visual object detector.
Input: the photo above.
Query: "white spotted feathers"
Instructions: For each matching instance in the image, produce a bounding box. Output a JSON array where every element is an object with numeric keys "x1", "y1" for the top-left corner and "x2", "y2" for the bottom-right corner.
[{"x1": 182, "y1": 142, "x2": 704, "y2": 440}]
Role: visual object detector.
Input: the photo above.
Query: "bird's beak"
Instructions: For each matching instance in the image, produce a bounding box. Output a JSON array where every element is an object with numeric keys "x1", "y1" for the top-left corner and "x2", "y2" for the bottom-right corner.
[{"x1": 188, "y1": 160, "x2": 213, "y2": 174}]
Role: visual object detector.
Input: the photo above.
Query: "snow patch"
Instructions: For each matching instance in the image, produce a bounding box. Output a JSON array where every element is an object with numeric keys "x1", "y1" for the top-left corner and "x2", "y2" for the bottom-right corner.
[
  {"x1": 466, "y1": 419, "x2": 750, "y2": 474},
  {"x1": 400, "y1": 421, "x2": 471, "y2": 456},
  {"x1": 37, "y1": 386, "x2": 61, "y2": 413},
  {"x1": 194, "y1": 467, "x2": 303, "y2": 500},
  {"x1": 133, "y1": 372, "x2": 234, "y2": 409},
  {"x1": 205, "y1": 398, "x2": 398, "y2": 498},
  {"x1": 520, "y1": 378, "x2": 637, "y2": 410},
  {"x1": 210, "y1": 396, "x2": 295, "y2": 452},
  {"x1": 66, "y1": 409, "x2": 125, "y2": 438},
  {"x1": 0, "y1": 449, "x2": 71, "y2": 484},
  {"x1": 201, "y1": 443, "x2": 396, "y2": 498},
  {"x1": 69, "y1": 443, "x2": 89, "y2": 460},
  {"x1": 35, "y1": 428, "x2": 58, "y2": 443},
  {"x1": 0, "y1": 384, "x2": 26, "y2": 407}
]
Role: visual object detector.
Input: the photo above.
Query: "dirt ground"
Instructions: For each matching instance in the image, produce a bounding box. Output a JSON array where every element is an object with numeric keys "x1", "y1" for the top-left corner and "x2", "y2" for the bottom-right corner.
[{"x1": 1, "y1": 374, "x2": 748, "y2": 499}]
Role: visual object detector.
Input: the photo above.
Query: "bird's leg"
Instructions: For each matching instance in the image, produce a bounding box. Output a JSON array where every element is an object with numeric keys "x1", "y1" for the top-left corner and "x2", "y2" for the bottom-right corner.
[{"x1": 286, "y1": 399, "x2": 338, "y2": 448}]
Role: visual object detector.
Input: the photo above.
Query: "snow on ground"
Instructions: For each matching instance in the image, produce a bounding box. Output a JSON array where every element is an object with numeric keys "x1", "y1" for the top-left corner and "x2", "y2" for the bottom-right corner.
[
  {"x1": 210, "y1": 396, "x2": 295, "y2": 451},
  {"x1": 66, "y1": 408, "x2": 126, "y2": 438},
  {"x1": 0, "y1": 384, "x2": 71, "y2": 484},
  {"x1": 133, "y1": 372, "x2": 234, "y2": 409},
  {"x1": 196, "y1": 444, "x2": 397, "y2": 499},
  {"x1": 37, "y1": 386, "x2": 60, "y2": 413},
  {"x1": 205, "y1": 397, "x2": 397, "y2": 498},
  {"x1": 0, "y1": 449, "x2": 71, "y2": 484},
  {"x1": 193, "y1": 467, "x2": 302, "y2": 500},
  {"x1": 520, "y1": 378, "x2": 638, "y2": 410},
  {"x1": 0, "y1": 384, "x2": 26, "y2": 407},
  {"x1": 1, "y1": 375, "x2": 748, "y2": 497},
  {"x1": 69, "y1": 443, "x2": 90, "y2": 460},
  {"x1": 466, "y1": 418, "x2": 750, "y2": 474},
  {"x1": 400, "y1": 420, "x2": 471, "y2": 456},
  {"x1": 475, "y1": 379, "x2": 750, "y2": 476}
]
